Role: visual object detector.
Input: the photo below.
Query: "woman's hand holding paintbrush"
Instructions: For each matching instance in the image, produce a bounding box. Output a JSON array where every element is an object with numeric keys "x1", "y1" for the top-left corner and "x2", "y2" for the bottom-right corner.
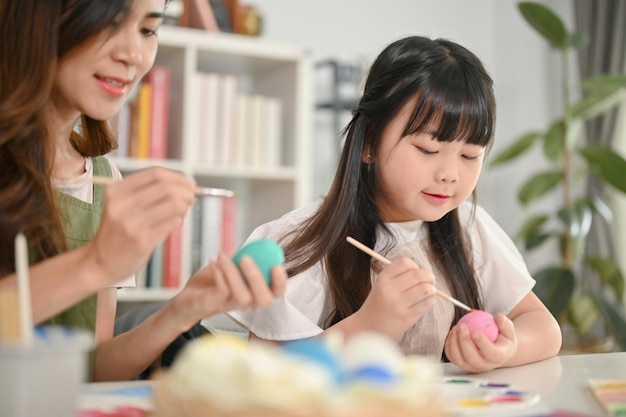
[{"x1": 83, "y1": 167, "x2": 201, "y2": 284}]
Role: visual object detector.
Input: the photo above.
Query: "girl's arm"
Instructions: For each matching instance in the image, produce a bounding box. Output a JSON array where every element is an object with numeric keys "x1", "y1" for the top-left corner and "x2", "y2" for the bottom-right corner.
[{"x1": 502, "y1": 291, "x2": 562, "y2": 366}]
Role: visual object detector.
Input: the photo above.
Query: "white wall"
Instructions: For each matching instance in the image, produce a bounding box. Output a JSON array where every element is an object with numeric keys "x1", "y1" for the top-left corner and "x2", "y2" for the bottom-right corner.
[{"x1": 253, "y1": 0, "x2": 573, "y2": 272}]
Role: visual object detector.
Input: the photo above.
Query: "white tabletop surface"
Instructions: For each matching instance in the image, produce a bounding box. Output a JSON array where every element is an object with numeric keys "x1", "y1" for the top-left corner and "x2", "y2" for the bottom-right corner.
[
  {"x1": 443, "y1": 351, "x2": 626, "y2": 416},
  {"x1": 81, "y1": 352, "x2": 625, "y2": 416}
]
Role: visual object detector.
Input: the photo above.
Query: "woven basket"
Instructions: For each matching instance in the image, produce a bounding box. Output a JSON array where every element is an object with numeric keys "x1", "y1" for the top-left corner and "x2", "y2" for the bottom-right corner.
[{"x1": 152, "y1": 373, "x2": 444, "y2": 417}]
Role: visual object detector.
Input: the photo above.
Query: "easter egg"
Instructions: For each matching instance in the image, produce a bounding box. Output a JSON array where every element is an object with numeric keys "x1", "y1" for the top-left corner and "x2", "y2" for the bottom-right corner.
[
  {"x1": 281, "y1": 338, "x2": 345, "y2": 386},
  {"x1": 232, "y1": 239, "x2": 285, "y2": 285},
  {"x1": 458, "y1": 310, "x2": 498, "y2": 342}
]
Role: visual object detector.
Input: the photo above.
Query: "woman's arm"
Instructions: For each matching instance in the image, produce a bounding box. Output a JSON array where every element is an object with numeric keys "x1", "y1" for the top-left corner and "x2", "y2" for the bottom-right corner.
[
  {"x1": 0, "y1": 167, "x2": 196, "y2": 323},
  {"x1": 92, "y1": 254, "x2": 286, "y2": 381},
  {"x1": 0, "y1": 245, "x2": 116, "y2": 323}
]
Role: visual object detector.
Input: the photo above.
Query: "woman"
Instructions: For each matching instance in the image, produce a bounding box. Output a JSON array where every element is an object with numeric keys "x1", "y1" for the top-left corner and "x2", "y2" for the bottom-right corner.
[{"x1": 0, "y1": 0, "x2": 286, "y2": 380}]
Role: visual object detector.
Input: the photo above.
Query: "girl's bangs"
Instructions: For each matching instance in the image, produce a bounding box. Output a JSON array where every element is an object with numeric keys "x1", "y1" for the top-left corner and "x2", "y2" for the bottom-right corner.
[{"x1": 403, "y1": 72, "x2": 494, "y2": 147}]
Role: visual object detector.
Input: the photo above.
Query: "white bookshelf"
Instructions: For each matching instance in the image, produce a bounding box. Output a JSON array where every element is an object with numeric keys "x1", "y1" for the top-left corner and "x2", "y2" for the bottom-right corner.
[{"x1": 112, "y1": 26, "x2": 313, "y2": 303}]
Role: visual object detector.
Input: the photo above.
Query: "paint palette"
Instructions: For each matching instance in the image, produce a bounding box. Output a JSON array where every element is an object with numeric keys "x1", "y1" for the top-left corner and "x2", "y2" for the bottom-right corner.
[
  {"x1": 588, "y1": 379, "x2": 626, "y2": 416},
  {"x1": 441, "y1": 377, "x2": 540, "y2": 415}
]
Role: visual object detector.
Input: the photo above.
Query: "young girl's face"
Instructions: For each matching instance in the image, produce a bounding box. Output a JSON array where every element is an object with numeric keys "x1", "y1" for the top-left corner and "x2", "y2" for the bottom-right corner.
[
  {"x1": 51, "y1": 0, "x2": 165, "y2": 122},
  {"x1": 373, "y1": 105, "x2": 485, "y2": 223}
]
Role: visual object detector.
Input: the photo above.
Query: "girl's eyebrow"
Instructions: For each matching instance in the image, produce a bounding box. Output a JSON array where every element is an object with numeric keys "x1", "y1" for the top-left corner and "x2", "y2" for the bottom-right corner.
[{"x1": 146, "y1": 11, "x2": 165, "y2": 19}]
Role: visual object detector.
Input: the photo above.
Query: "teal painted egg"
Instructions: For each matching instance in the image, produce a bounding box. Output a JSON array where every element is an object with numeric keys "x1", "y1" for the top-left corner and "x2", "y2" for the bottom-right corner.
[{"x1": 232, "y1": 239, "x2": 285, "y2": 285}]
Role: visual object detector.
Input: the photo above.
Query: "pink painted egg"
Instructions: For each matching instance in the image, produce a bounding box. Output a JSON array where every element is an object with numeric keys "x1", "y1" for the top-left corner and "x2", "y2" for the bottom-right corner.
[{"x1": 458, "y1": 310, "x2": 498, "y2": 342}]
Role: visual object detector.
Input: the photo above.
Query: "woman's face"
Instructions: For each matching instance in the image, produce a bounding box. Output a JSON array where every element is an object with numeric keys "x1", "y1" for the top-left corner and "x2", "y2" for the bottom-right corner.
[
  {"x1": 51, "y1": 0, "x2": 165, "y2": 122},
  {"x1": 371, "y1": 105, "x2": 485, "y2": 223}
]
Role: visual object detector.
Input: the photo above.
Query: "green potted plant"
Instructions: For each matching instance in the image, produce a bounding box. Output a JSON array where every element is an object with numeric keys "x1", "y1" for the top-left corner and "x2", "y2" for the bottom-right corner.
[{"x1": 489, "y1": 1, "x2": 626, "y2": 350}]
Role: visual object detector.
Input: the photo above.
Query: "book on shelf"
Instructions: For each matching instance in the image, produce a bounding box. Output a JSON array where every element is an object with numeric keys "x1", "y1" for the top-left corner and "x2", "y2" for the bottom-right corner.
[
  {"x1": 262, "y1": 96, "x2": 283, "y2": 167},
  {"x1": 190, "y1": 196, "x2": 239, "y2": 272},
  {"x1": 215, "y1": 74, "x2": 239, "y2": 165},
  {"x1": 146, "y1": 241, "x2": 165, "y2": 289},
  {"x1": 209, "y1": 0, "x2": 233, "y2": 32},
  {"x1": 179, "y1": 0, "x2": 219, "y2": 32},
  {"x1": 146, "y1": 66, "x2": 171, "y2": 160},
  {"x1": 196, "y1": 74, "x2": 283, "y2": 169},
  {"x1": 197, "y1": 72, "x2": 219, "y2": 165},
  {"x1": 247, "y1": 94, "x2": 264, "y2": 166},
  {"x1": 164, "y1": 223, "x2": 183, "y2": 289},
  {"x1": 114, "y1": 66, "x2": 171, "y2": 160},
  {"x1": 135, "y1": 82, "x2": 151, "y2": 159},
  {"x1": 239, "y1": 93, "x2": 283, "y2": 167}
]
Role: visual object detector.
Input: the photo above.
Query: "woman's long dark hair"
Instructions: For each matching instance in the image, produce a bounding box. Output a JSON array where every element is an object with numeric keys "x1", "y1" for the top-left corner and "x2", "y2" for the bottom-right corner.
[
  {"x1": 0, "y1": 0, "x2": 166, "y2": 276},
  {"x1": 280, "y1": 36, "x2": 496, "y2": 328}
]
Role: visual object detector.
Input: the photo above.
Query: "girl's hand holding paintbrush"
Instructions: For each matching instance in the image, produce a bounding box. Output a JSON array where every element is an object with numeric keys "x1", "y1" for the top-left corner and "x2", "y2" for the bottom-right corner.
[{"x1": 354, "y1": 256, "x2": 437, "y2": 340}]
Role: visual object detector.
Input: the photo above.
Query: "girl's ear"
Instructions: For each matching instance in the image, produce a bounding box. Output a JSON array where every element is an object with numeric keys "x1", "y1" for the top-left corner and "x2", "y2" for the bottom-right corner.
[{"x1": 362, "y1": 145, "x2": 373, "y2": 164}]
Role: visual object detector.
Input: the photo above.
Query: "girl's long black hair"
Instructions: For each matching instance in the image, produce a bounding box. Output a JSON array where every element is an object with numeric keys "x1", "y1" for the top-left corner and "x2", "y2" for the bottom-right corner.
[{"x1": 279, "y1": 36, "x2": 496, "y2": 328}]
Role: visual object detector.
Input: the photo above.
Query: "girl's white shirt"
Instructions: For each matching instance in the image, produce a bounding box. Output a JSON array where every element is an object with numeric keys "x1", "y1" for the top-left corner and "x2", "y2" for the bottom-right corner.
[
  {"x1": 228, "y1": 199, "x2": 535, "y2": 358},
  {"x1": 51, "y1": 156, "x2": 135, "y2": 288}
]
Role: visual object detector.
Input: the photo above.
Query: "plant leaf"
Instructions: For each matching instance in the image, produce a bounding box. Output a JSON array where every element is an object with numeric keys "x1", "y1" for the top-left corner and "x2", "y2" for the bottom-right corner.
[
  {"x1": 516, "y1": 214, "x2": 549, "y2": 241},
  {"x1": 582, "y1": 74, "x2": 626, "y2": 91},
  {"x1": 569, "y1": 32, "x2": 588, "y2": 48},
  {"x1": 518, "y1": 2, "x2": 568, "y2": 49},
  {"x1": 489, "y1": 132, "x2": 540, "y2": 167},
  {"x1": 516, "y1": 215, "x2": 553, "y2": 251},
  {"x1": 585, "y1": 256, "x2": 625, "y2": 300},
  {"x1": 567, "y1": 294, "x2": 598, "y2": 336},
  {"x1": 543, "y1": 121, "x2": 564, "y2": 161},
  {"x1": 518, "y1": 171, "x2": 562, "y2": 205},
  {"x1": 525, "y1": 232, "x2": 553, "y2": 251},
  {"x1": 588, "y1": 286, "x2": 626, "y2": 350},
  {"x1": 533, "y1": 267, "x2": 575, "y2": 318},
  {"x1": 579, "y1": 145, "x2": 626, "y2": 194},
  {"x1": 569, "y1": 89, "x2": 626, "y2": 120}
]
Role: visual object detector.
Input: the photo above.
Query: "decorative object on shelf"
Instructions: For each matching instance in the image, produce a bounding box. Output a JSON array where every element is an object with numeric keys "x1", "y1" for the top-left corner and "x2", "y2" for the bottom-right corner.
[
  {"x1": 179, "y1": 0, "x2": 219, "y2": 32},
  {"x1": 222, "y1": 0, "x2": 263, "y2": 36},
  {"x1": 489, "y1": 2, "x2": 626, "y2": 351}
]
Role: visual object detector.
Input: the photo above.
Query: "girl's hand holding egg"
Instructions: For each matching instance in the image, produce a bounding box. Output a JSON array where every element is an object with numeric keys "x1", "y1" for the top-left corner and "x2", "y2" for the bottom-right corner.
[{"x1": 458, "y1": 310, "x2": 498, "y2": 342}]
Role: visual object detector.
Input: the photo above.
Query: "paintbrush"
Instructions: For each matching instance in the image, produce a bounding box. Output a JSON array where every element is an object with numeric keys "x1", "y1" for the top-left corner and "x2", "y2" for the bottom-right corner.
[
  {"x1": 346, "y1": 236, "x2": 473, "y2": 312},
  {"x1": 80, "y1": 175, "x2": 236, "y2": 198}
]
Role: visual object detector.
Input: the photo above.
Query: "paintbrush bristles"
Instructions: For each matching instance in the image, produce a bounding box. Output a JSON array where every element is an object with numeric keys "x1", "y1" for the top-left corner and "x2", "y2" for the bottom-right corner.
[{"x1": 346, "y1": 236, "x2": 473, "y2": 312}]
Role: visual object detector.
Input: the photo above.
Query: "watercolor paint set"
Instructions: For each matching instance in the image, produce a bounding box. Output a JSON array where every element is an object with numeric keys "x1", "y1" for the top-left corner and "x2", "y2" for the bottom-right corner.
[{"x1": 441, "y1": 376, "x2": 540, "y2": 415}]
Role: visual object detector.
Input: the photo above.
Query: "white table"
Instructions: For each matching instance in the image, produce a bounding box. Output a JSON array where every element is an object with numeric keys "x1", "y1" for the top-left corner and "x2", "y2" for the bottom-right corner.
[
  {"x1": 81, "y1": 352, "x2": 625, "y2": 416},
  {"x1": 443, "y1": 351, "x2": 626, "y2": 415}
]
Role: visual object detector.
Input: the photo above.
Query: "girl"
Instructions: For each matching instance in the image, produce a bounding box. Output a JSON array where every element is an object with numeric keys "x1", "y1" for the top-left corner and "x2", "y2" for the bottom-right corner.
[
  {"x1": 229, "y1": 36, "x2": 562, "y2": 373},
  {"x1": 0, "y1": 0, "x2": 286, "y2": 380}
]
